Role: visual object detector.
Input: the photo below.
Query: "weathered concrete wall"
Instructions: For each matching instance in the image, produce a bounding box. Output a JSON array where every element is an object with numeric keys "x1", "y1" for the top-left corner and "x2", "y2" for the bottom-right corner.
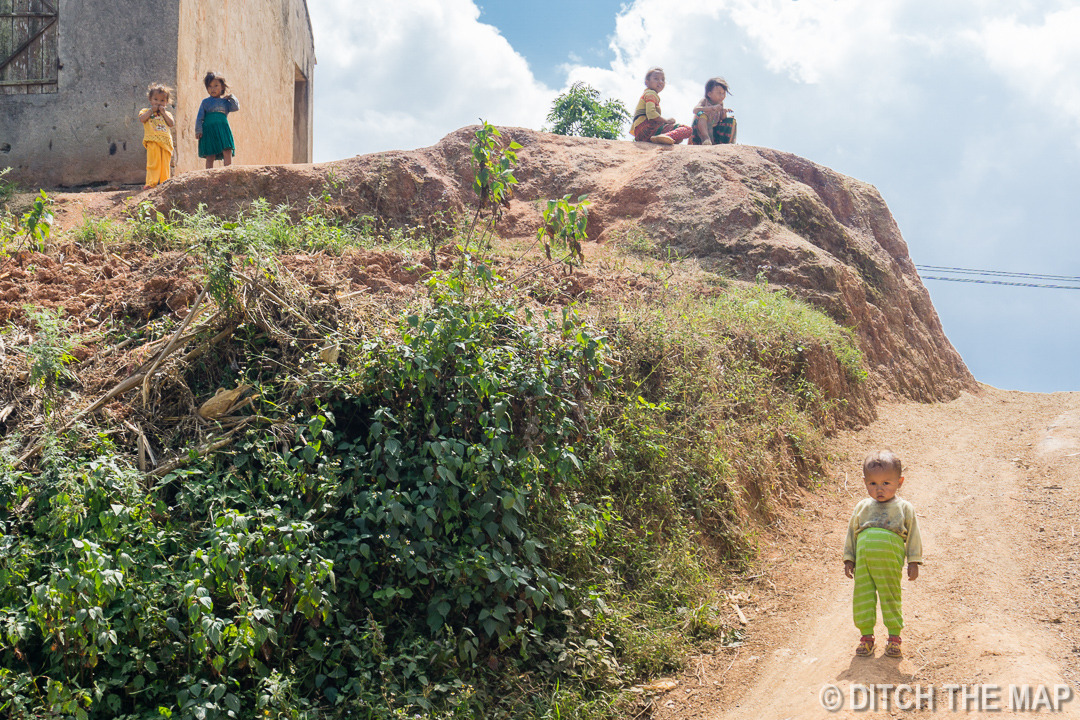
[
  {"x1": 0, "y1": 0, "x2": 180, "y2": 188},
  {"x1": 175, "y1": 0, "x2": 314, "y2": 174}
]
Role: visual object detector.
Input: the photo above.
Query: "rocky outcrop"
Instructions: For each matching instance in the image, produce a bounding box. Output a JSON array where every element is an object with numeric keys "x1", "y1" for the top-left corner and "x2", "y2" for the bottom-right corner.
[{"x1": 149, "y1": 127, "x2": 976, "y2": 402}]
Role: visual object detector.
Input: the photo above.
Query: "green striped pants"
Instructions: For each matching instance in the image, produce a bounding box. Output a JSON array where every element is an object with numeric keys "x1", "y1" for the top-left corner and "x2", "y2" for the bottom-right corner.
[{"x1": 852, "y1": 528, "x2": 905, "y2": 636}]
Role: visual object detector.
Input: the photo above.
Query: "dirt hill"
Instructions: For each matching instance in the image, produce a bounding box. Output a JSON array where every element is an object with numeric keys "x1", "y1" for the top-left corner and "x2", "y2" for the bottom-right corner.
[{"x1": 146, "y1": 127, "x2": 976, "y2": 405}]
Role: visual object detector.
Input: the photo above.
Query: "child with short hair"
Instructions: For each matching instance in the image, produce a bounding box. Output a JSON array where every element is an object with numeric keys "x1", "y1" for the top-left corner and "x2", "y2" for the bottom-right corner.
[
  {"x1": 196, "y1": 71, "x2": 239, "y2": 169},
  {"x1": 691, "y1": 77, "x2": 737, "y2": 146},
  {"x1": 139, "y1": 83, "x2": 175, "y2": 188},
  {"x1": 843, "y1": 450, "x2": 922, "y2": 658},
  {"x1": 631, "y1": 67, "x2": 692, "y2": 145}
]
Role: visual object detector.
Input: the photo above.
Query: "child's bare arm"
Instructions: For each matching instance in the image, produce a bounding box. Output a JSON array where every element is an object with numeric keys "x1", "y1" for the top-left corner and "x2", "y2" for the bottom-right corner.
[
  {"x1": 160, "y1": 109, "x2": 175, "y2": 127},
  {"x1": 139, "y1": 108, "x2": 153, "y2": 123},
  {"x1": 908, "y1": 562, "x2": 919, "y2": 581}
]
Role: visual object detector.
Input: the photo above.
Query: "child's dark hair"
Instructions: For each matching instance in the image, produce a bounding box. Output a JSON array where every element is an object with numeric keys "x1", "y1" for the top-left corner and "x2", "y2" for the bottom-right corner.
[
  {"x1": 644, "y1": 66, "x2": 664, "y2": 84},
  {"x1": 705, "y1": 77, "x2": 731, "y2": 96},
  {"x1": 203, "y1": 71, "x2": 229, "y2": 93},
  {"x1": 863, "y1": 450, "x2": 902, "y2": 476},
  {"x1": 147, "y1": 82, "x2": 172, "y2": 102}
]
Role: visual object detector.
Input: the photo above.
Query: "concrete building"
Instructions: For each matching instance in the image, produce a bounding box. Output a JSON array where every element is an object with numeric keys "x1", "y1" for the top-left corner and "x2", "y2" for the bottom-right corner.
[{"x1": 0, "y1": 0, "x2": 314, "y2": 188}]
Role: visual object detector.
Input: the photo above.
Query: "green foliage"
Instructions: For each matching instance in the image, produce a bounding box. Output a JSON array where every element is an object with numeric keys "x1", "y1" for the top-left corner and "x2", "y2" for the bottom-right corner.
[
  {"x1": 460, "y1": 122, "x2": 522, "y2": 277},
  {"x1": 23, "y1": 190, "x2": 53, "y2": 252},
  {"x1": 20, "y1": 306, "x2": 78, "y2": 415},
  {"x1": 232, "y1": 198, "x2": 379, "y2": 256},
  {"x1": 0, "y1": 167, "x2": 18, "y2": 204},
  {"x1": 469, "y1": 121, "x2": 521, "y2": 213},
  {"x1": 181, "y1": 206, "x2": 277, "y2": 313},
  {"x1": 545, "y1": 84, "x2": 631, "y2": 140},
  {"x1": 610, "y1": 221, "x2": 655, "y2": 257},
  {"x1": 74, "y1": 213, "x2": 127, "y2": 250},
  {"x1": 537, "y1": 194, "x2": 589, "y2": 267},
  {"x1": 524, "y1": 286, "x2": 867, "y2": 687},
  {"x1": 308, "y1": 168, "x2": 349, "y2": 214},
  {"x1": 0, "y1": 189, "x2": 53, "y2": 257},
  {"x1": 2, "y1": 190, "x2": 54, "y2": 254},
  {"x1": 132, "y1": 200, "x2": 179, "y2": 249},
  {"x1": 128, "y1": 198, "x2": 390, "y2": 258},
  {"x1": 0, "y1": 283, "x2": 614, "y2": 718},
  {"x1": 713, "y1": 282, "x2": 866, "y2": 381}
]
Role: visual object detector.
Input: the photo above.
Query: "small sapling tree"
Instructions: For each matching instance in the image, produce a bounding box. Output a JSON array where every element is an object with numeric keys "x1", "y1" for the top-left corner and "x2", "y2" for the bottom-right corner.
[
  {"x1": 461, "y1": 121, "x2": 521, "y2": 279},
  {"x1": 537, "y1": 194, "x2": 590, "y2": 269},
  {"x1": 23, "y1": 305, "x2": 77, "y2": 416}
]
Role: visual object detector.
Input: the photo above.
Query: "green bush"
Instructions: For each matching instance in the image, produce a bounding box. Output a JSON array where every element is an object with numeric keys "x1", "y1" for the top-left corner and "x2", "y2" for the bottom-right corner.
[
  {"x1": 545, "y1": 84, "x2": 631, "y2": 140},
  {"x1": 0, "y1": 280, "x2": 611, "y2": 718},
  {"x1": 0, "y1": 260, "x2": 865, "y2": 718}
]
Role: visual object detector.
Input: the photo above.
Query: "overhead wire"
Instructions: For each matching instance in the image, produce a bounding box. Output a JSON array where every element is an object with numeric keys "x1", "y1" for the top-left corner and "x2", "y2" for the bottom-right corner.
[
  {"x1": 915, "y1": 265, "x2": 1080, "y2": 283},
  {"x1": 914, "y1": 264, "x2": 1080, "y2": 290},
  {"x1": 918, "y1": 276, "x2": 1080, "y2": 291}
]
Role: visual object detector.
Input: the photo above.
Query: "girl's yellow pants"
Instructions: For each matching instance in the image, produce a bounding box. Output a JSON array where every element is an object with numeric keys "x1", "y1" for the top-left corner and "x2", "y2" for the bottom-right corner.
[{"x1": 145, "y1": 142, "x2": 172, "y2": 187}]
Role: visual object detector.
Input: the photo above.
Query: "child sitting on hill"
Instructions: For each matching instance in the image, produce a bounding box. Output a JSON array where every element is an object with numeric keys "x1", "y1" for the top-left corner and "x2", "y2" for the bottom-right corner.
[
  {"x1": 631, "y1": 67, "x2": 692, "y2": 145},
  {"x1": 691, "y1": 77, "x2": 737, "y2": 146},
  {"x1": 138, "y1": 83, "x2": 175, "y2": 189}
]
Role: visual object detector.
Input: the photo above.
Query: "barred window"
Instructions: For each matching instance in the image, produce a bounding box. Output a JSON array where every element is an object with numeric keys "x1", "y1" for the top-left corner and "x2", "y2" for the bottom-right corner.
[{"x1": 0, "y1": 0, "x2": 58, "y2": 95}]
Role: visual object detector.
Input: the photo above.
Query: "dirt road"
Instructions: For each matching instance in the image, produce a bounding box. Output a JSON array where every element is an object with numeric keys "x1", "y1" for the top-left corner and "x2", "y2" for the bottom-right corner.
[{"x1": 652, "y1": 386, "x2": 1080, "y2": 719}]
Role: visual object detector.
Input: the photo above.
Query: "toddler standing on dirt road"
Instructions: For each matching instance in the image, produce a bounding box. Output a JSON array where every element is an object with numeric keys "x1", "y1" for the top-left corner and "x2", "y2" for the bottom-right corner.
[{"x1": 842, "y1": 450, "x2": 922, "y2": 658}]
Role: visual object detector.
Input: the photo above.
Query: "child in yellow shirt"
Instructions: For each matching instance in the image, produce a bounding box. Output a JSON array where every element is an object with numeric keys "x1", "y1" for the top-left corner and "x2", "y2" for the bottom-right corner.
[
  {"x1": 630, "y1": 68, "x2": 692, "y2": 145},
  {"x1": 139, "y1": 83, "x2": 175, "y2": 188},
  {"x1": 843, "y1": 450, "x2": 922, "y2": 658}
]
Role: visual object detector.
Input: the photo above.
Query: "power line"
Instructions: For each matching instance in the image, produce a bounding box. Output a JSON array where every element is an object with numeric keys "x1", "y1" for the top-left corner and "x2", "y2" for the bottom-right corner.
[
  {"x1": 915, "y1": 265, "x2": 1080, "y2": 284},
  {"x1": 920, "y1": 276, "x2": 1080, "y2": 291}
]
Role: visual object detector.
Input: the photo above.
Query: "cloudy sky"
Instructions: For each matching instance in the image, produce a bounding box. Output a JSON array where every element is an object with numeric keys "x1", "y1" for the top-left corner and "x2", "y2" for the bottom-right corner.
[{"x1": 307, "y1": 0, "x2": 1080, "y2": 393}]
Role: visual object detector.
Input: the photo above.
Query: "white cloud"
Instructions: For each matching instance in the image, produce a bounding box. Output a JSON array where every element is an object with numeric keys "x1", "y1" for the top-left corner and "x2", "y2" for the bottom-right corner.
[
  {"x1": 971, "y1": 7, "x2": 1080, "y2": 136},
  {"x1": 716, "y1": 0, "x2": 908, "y2": 83},
  {"x1": 308, "y1": 0, "x2": 554, "y2": 161}
]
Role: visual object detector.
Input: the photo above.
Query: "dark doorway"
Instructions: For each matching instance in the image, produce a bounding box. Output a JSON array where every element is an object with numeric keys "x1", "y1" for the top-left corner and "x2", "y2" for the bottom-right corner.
[{"x1": 292, "y1": 64, "x2": 309, "y2": 163}]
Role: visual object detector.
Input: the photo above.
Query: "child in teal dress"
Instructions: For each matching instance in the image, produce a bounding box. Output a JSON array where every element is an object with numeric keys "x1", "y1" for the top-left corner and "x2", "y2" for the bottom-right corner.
[{"x1": 196, "y1": 71, "x2": 239, "y2": 168}]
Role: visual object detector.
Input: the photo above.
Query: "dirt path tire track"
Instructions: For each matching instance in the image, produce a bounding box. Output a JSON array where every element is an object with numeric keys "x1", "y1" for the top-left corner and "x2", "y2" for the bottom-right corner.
[{"x1": 651, "y1": 387, "x2": 1080, "y2": 719}]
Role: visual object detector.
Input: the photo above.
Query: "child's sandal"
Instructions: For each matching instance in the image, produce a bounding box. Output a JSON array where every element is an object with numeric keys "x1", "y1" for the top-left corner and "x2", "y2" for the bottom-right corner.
[
  {"x1": 855, "y1": 635, "x2": 875, "y2": 657},
  {"x1": 650, "y1": 135, "x2": 675, "y2": 145},
  {"x1": 885, "y1": 636, "x2": 902, "y2": 658}
]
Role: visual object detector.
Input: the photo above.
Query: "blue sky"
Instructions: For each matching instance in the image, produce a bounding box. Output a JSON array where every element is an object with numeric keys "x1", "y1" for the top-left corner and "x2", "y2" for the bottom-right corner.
[
  {"x1": 474, "y1": 2, "x2": 624, "y2": 86},
  {"x1": 307, "y1": 0, "x2": 1080, "y2": 393}
]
